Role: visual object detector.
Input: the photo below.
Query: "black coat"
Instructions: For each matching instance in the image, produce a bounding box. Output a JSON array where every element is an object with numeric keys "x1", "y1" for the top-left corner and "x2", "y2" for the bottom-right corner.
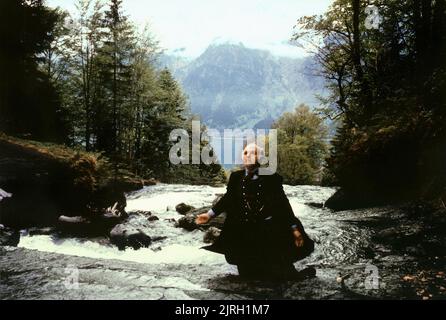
[{"x1": 202, "y1": 170, "x2": 314, "y2": 265}]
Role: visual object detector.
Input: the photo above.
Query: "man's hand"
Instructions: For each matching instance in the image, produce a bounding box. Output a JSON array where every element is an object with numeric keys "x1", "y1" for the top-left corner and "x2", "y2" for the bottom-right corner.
[
  {"x1": 195, "y1": 213, "x2": 211, "y2": 225},
  {"x1": 293, "y1": 229, "x2": 304, "y2": 248}
]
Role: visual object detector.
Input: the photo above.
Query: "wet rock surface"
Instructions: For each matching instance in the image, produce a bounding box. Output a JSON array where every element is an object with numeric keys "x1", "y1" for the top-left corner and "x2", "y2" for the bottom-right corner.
[
  {"x1": 2, "y1": 184, "x2": 446, "y2": 300},
  {"x1": 176, "y1": 206, "x2": 226, "y2": 231},
  {"x1": 110, "y1": 224, "x2": 151, "y2": 250},
  {"x1": 0, "y1": 225, "x2": 19, "y2": 246},
  {"x1": 1, "y1": 238, "x2": 445, "y2": 300},
  {"x1": 203, "y1": 227, "x2": 221, "y2": 244},
  {"x1": 175, "y1": 203, "x2": 195, "y2": 215}
]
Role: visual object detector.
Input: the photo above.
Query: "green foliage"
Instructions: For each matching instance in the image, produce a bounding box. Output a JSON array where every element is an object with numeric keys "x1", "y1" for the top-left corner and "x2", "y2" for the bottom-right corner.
[
  {"x1": 295, "y1": 0, "x2": 446, "y2": 202},
  {"x1": 160, "y1": 114, "x2": 227, "y2": 186},
  {"x1": 0, "y1": 0, "x2": 225, "y2": 186},
  {"x1": 0, "y1": 132, "x2": 106, "y2": 195},
  {"x1": 140, "y1": 69, "x2": 188, "y2": 177},
  {"x1": 272, "y1": 104, "x2": 329, "y2": 185},
  {"x1": 0, "y1": 0, "x2": 65, "y2": 141}
]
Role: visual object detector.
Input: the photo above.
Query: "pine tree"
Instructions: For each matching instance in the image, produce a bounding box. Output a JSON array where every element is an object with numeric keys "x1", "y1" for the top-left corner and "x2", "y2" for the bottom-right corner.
[
  {"x1": 0, "y1": 0, "x2": 64, "y2": 141},
  {"x1": 96, "y1": 0, "x2": 136, "y2": 158},
  {"x1": 63, "y1": 0, "x2": 106, "y2": 150},
  {"x1": 141, "y1": 69, "x2": 188, "y2": 178}
]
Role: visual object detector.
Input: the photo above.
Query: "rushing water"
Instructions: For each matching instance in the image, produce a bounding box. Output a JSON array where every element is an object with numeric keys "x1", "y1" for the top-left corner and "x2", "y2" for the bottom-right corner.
[
  {"x1": 18, "y1": 183, "x2": 364, "y2": 269},
  {"x1": 11, "y1": 183, "x2": 446, "y2": 299}
]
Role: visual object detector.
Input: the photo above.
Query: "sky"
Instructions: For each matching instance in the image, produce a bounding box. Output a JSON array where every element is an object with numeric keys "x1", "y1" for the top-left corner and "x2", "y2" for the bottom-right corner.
[{"x1": 47, "y1": 0, "x2": 332, "y2": 58}]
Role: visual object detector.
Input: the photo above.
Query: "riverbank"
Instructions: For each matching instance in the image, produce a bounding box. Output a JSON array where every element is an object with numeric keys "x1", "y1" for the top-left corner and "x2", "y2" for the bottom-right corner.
[{"x1": 0, "y1": 133, "x2": 154, "y2": 228}]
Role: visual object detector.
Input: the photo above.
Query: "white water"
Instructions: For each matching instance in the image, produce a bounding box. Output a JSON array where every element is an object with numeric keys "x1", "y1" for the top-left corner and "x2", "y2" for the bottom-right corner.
[{"x1": 18, "y1": 183, "x2": 338, "y2": 266}]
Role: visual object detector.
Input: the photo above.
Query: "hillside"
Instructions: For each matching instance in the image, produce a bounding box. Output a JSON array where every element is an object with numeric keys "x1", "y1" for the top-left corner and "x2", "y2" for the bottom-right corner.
[{"x1": 160, "y1": 43, "x2": 326, "y2": 129}]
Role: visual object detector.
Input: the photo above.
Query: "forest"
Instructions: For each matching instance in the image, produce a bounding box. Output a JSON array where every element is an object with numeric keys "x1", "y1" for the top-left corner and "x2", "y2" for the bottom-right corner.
[
  {"x1": 0, "y1": 0, "x2": 225, "y2": 186},
  {"x1": 295, "y1": 0, "x2": 446, "y2": 208},
  {"x1": 1, "y1": 0, "x2": 446, "y2": 207}
]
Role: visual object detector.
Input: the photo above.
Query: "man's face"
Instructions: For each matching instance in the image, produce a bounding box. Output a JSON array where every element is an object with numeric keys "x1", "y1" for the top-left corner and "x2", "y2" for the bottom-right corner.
[{"x1": 243, "y1": 144, "x2": 258, "y2": 170}]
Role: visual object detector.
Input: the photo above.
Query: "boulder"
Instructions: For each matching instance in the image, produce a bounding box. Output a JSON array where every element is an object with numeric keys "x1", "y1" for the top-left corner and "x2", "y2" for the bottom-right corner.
[
  {"x1": 127, "y1": 210, "x2": 158, "y2": 222},
  {"x1": 110, "y1": 224, "x2": 151, "y2": 250},
  {"x1": 176, "y1": 206, "x2": 226, "y2": 231},
  {"x1": 98, "y1": 212, "x2": 125, "y2": 229},
  {"x1": 324, "y1": 188, "x2": 389, "y2": 211},
  {"x1": 0, "y1": 224, "x2": 20, "y2": 246},
  {"x1": 57, "y1": 215, "x2": 93, "y2": 236},
  {"x1": 305, "y1": 202, "x2": 324, "y2": 209},
  {"x1": 56, "y1": 201, "x2": 127, "y2": 236},
  {"x1": 176, "y1": 213, "x2": 199, "y2": 231},
  {"x1": 203, "y1": 227, "x2": 221, "y2": 244},
  {"x1": 28, "y1": 227, "x2": 55, "y2": 236},
  {"x1": 143, "y1": 178, "x2": 157, "y2": 186},
  {"x1": 128, "y1": 210, "x2": 153, "y2": 216},
  {"x1": 175, "y1": 203, "x2": 195, "y2": 215},
  {"x1": 93, "y1": 202, "x2": 127, "y2": 228}
]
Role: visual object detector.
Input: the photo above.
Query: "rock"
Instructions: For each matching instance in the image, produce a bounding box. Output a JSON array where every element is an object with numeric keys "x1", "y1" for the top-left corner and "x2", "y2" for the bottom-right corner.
[
  {"x1": 128, "y1": 210, "x2": 153, "y2": 216},
  {"x1": 324, "y1": 187, "x2": 397, "y2": 211},
  {"x1": 324, "y1": 189, "x2": 379, "y2": 211},
  {"x1": 57, "y1": 215, "x2": 93, "y2": 236},
  {"x1": 406, "y1": 245, "x2": 427, "y2": 256},
  {"x1": 143, "y1": 178, "x2": 157, "y2": 186},
  {"x1": 112, "y1": 177, "x2": 143, "y2": 193},
  {"x1": 193, "y1": 206, "x2": 226, "y2": 229},
  {"x1": 56, "y1": 204, "x2": 128, "y2": 237},
  {"x1": 175, "y1": 203, "x2": 195, "y2": 215},
  {"x1": 305, "y1": 202, "x2": 324, "y2": 209},
  {"x1": 116, "y1": 176, "x2": 156, "y2": 191},
  {"x1": 147, "y1": 216, "x2": 159, "y2": 222},
  {"x1": 176, "y1": 206, "x2": 226, "y2": 231},
  {"x1": 58, "y1": 215, "x2": 89, "y2": 224},
  {"x1": 110, "y1": 224, "x2": 151, "y2": 250},
  {"x1": 0, "y1": 224, "x2": 20, "y2": 246},
  {"x1": 373, "y1": 228, "x2": 398, "y2": 242},
  {"x1": 90, "y1": 184, "x2": 127, "y2": 218},
  {"x1": 28, "y1": 227, "x2": 55, "y2": 236},
  {"x1": 176, "y1": 213, "x2": 199, "y2": 231},
  {"x1": 95, "y1": 204, "x2": 127, "y2": 229},
  {"x1": 151, "y1": 236, "x2": 168, "y2": 242},
  {"x1": 203, "y1": 227, "x2": 221, "y2": 243},
  {"x1": 324, "y1": 189, "x2": 350, "y2": 211},
  {"x1": 94, "y1": 213, "x2": 124, "y2": 231}
]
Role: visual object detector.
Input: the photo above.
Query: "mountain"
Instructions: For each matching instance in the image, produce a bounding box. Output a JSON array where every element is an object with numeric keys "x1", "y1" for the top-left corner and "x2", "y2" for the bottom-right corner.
[{"x1": 159, "y1": 43, "x2": 326, "y2": 130}]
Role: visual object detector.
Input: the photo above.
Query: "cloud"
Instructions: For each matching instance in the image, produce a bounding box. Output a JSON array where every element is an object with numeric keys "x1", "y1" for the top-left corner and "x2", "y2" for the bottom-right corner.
[{"x1": 47, "y1": 0, "x2": 332, "y2": 58}]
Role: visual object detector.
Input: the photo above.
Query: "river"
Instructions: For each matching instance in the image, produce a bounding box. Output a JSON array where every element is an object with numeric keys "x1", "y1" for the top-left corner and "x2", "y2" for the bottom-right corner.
[{"x1": 1, "y1": 184, "x2": 445, "y2": 299}]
